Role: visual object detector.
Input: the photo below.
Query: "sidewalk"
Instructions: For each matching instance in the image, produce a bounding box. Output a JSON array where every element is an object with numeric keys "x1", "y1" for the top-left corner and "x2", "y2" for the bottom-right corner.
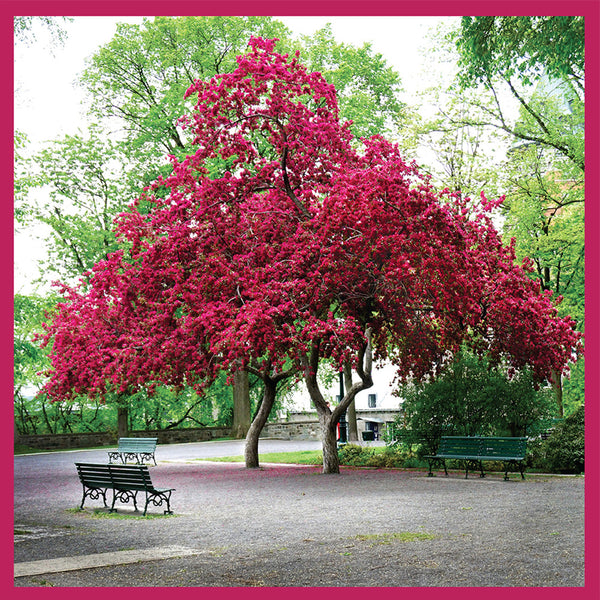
[{"x1": 14, "y1": 441, "x2": 585, "y2": 588}]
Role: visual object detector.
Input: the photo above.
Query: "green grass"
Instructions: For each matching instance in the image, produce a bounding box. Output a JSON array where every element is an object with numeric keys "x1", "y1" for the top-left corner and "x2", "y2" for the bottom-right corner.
[
  {"x1": 66, "y1": 507, "x2": 176, "y2": 520},
  {"x1": 354, "y1": 532, "x2": 436, "y2": 545},
  {"x1": 198, "y1": 450, "x2": 324, "y2": 465}
]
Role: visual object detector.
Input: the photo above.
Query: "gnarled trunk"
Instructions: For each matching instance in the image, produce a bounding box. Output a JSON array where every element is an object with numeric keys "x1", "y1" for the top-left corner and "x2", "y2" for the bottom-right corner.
[
  {"x1": 320, "y1": 414, "x2": 340, "y2": 474},
  {"x1": 244, "y1": 377, "x2": 277, "y2": 468},
  {"x1": 232, "y1": 370, "x2": 251, "y2": 439},
  {"x1": 304, "y1": 329, "x2": 374, "y2": 474}
]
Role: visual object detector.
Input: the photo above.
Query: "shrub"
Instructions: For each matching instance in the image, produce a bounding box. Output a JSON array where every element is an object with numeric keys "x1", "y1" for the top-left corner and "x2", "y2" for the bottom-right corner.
[
  {"x1": 338, "y1": 444, "x2": 375, "y2": 466},
  {"x1": 337, "y1": 444, "x2": 426, "y2": 469},
  {"x1": 540, "y1": 405, "x2": 585, "y2": 474}
]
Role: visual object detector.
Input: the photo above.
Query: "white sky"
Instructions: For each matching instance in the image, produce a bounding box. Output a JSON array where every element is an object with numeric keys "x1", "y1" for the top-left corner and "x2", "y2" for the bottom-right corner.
[{"x1": 14, "y1": 15, "x2": 455, "y2": 294}]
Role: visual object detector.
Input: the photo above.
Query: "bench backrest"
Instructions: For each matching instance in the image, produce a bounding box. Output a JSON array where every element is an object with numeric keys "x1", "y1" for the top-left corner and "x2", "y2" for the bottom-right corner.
[
  {"x1": 478, "y1": 437, "x2": 527, "y2": 459},
  {"x1": 437, "y1": 436, "x2": 482, "y2": 456},
  {"x1": 76, "y1": 463, "x2": 155, "y2": 492},
  {"x1": 437, "y1": 436, "x2": 527, "y2": 459},
  {"x1": 117, "y1": 437, "x2": 157, "y2": 452}
]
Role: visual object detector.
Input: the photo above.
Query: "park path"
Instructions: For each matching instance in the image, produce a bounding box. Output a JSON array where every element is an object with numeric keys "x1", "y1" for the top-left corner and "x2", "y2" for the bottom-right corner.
[{"x1": 14, "y1": 439, "x2": 585, "y2": 588}]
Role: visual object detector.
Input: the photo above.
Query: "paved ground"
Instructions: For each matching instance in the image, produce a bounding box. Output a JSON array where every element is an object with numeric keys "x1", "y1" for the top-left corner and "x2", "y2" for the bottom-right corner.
[{"x1": 14, "y1": 439, "x2": 586, "y2": 589}]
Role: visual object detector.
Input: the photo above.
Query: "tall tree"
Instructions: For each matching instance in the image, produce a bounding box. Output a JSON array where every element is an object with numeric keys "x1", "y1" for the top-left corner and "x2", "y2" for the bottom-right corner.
[
  {"x1": 453, "y1": 16, "x2": 584, "y2": 170},
  {"x1": 74, "y1": 16, "x2": 408, "y2": 437},
  {"x1": 40, "y1": 39, "x2": 582, "y2": 474},
  {"x1": 415, "y1": 17, "x2": 585, "y2": 415},
  {"x1": 22, "y1": 127, "x2": 132, "y2": 285}
]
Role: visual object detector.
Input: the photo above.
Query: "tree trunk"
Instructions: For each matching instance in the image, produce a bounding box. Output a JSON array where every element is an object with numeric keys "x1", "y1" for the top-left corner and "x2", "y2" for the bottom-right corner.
[
  {"x1": 551, "y1": 369, "x2": 564, "y2": 419},
  {"x1": 304, "y1": 329, "x2": 374, "y2": 474},
  {"x1": 232, "y1": 370, "x2": 251, "y2": 439},
  {"x1": 320, "y1": 413, "x2": 340, "y2": 474},
  {"x1": 117, "y1": 406, "x2": 129, "y2": 438},
  {"x1": 344, "y1": 364, "x2": 358, "y2": 442},
  {"x1": 347, "y1": 399, "x2": 358, "y2": 442},
  {"x1": 244, "y1": 377, "x2": 277, "y2": 469}
]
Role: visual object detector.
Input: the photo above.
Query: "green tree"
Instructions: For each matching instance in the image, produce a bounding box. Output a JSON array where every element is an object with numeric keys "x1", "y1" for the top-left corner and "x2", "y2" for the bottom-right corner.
[
  {"x1": 14, "y1": 293, "x2": 57, "y2": 434},
  {"x1": 294, "y1": 24, "x2": 405, "y2": 140},
  {"x1": 454, "y1": 16, "x2": 584, "y2": 170},
  {"x1": 23, "y1": 127, "x2": 133, "y2": 285},
  {"x1": 80, "y1": 16, "x2": 292, "y2": 158},
  {"x1": 415, "y1": 85, "x2": 508, "y2": 199},
  {"x1": 397, "y1": 349, "x2": 556, "y2": 454},
  {"x1": 419, "y1": 18, "x2": 585, "y2": 416}
]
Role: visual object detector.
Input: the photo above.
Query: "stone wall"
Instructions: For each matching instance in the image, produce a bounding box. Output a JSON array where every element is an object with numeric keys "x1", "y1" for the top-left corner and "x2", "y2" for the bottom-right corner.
[
  {"x1": 16, "y1": 410, "x2": 400, "y2": 450},
  {"x1": 16, "y1": 426, "x2": 232, "y2": 451},
  {"x1": 261, "y1": 420, "x2": 321, "y2": 441}
]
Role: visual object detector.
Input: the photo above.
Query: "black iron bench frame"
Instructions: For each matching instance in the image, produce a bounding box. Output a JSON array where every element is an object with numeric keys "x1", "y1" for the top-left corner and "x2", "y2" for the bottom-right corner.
[
  {"x1": 424, "y1": 436, "x2": 528, "y2": 480},
  {"x1": 108, "y1": 437, "x2": 158, "y2": 466},
  {"x1": 75, "y1": 462, "x2": 174, "y2": 516}
]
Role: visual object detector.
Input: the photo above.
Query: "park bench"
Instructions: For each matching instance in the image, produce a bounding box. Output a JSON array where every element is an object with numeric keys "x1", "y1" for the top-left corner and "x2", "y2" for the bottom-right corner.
[
  {"x1": 107, "y1": 437, "x2": 158, "y2": 465},
  {"x1": 424, "y1": 436, "x2": 527, "y2": 480},
  {"x1": 75, "y1": 462, "x2": 175, "y2": 516}
]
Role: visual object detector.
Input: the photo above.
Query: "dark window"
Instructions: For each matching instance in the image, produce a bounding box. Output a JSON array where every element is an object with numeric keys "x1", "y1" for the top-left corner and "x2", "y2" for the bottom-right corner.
[{"x1": 368, "y1": 394, "x2": 377, "y2": 408}]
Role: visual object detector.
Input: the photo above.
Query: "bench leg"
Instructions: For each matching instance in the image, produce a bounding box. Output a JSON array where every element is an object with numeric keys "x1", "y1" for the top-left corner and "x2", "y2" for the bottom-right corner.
[
  {"x1": 111, "y1": 489, "x2": 139, "y2": 513},
  {"x1": 503, "y1": 461, "x2": 526, "y2": 481},
  {"x1": 144, "y1": 491, "x2": 173, "y2": 516},
  {"x1": 427, "y1": 459, "x2": 447, "y2": 477},
  {"x1": 80, "y1": 486, "x2": 107, "y2": 510}
]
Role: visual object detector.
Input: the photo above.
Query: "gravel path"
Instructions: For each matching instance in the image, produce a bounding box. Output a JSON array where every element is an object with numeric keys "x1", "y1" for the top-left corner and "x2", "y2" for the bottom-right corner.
[{"x1": 14, "y1": 441, "x2": 585, "y2": 588}]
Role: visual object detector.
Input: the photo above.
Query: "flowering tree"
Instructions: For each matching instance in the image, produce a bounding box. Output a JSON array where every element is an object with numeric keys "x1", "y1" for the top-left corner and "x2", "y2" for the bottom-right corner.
[{"x1": 41, "y1": 38, "x2": 582, "y2": 474}]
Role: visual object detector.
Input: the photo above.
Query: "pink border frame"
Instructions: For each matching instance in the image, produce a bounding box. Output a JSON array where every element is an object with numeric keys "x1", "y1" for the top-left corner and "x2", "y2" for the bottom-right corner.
[{"x1": 4, "y1": 2, "x2": 598, "y2": 598}]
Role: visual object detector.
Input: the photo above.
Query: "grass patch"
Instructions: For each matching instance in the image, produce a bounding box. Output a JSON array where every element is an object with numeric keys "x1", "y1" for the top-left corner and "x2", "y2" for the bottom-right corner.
[
  {"x1": 67, "y1": 507, "x2": 176, "y2": 520},
  {"x1": 199, "y1": 450, "x2": 324, "y2": 465},
  {"x1": 354, "y1": 532, "x2": 436, "y2": 545}
]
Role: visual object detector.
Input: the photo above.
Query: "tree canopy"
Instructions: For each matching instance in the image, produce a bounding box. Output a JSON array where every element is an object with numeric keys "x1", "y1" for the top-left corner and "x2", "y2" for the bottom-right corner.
[{"x1": 40, "y1": 38, "x2": 583, "y2": 473}]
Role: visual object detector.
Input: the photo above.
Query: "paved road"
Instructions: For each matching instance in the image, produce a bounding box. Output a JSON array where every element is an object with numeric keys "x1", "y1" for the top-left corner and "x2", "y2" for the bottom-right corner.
[{"x1": 14, "y1": 439, "x2": 586, "y2": 589}]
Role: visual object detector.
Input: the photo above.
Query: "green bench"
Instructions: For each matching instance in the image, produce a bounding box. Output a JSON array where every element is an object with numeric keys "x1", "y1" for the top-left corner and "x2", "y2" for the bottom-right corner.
[
  {"x1": 75, "y1": 463, "x2": 175, "y2": 516},
  {"x1": 424, "y1": 436, "x2": 527, "y2": 480},
  {"x1": 108, "y1": 437, "x2": 158, "y2": 466}
]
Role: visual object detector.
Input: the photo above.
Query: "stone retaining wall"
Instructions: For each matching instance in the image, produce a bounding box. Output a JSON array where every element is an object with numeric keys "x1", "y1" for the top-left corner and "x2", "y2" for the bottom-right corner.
[
  {"x1": 261, "y1": 420, "x2": 321, "y2": 441},
  {"x1": 16, "y1": 415, "x2": 395, "y2": 450},
  {"x1": 16, "y1": 426, "x2": 232, "y2": 451}
]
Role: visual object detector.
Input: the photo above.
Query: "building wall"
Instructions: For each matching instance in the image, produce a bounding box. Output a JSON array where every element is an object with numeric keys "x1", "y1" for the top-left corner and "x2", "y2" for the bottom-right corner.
[{"x1": 284, "y1": 362, "x2": 402, "y2": 413}]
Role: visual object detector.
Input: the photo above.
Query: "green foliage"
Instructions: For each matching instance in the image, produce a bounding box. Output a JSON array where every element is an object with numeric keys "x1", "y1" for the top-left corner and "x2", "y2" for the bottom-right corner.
[
  {"x1": 295, "y1": 24, "x2": 405, "y2": 139},
  {"x1": 456, "y1": 16, "x2": 584, "y2": 88},
  {"x1": 14, "y1": 16, "x2": 72, "y2": 48},
  {"x1": 395, "y1": 349, "x2": 557, "y2": 454},
  {"x1": 502, "y1": 145, "x2": 584, "y2": 324},
  {"x1": 25, "y1": 127, "x2": 135, "y2": 284},
  {"x1": 80, "y1": 16, "x2": 291, "y2": 157},
  {"x1": 539, "y1": 404, "x2": 585, "y2": 474},
  {"x1": 338, "y1": 444, "x2": 409, "y2": 468},
  {"x1": 452, "y1": 16, "x2": 584, "y2": 171},
  {"x1": 14, "y1": 293, "x2": 59, "y2": 433}
]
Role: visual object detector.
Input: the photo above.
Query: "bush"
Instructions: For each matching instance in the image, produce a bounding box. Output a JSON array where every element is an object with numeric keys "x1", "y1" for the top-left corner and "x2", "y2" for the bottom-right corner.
[
  {"x1": 539, "y1": 405, "x2": 585, "y2": 474},
  {"x1": 337, "y1": 444, "x2": 426, "y2": 469}
]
